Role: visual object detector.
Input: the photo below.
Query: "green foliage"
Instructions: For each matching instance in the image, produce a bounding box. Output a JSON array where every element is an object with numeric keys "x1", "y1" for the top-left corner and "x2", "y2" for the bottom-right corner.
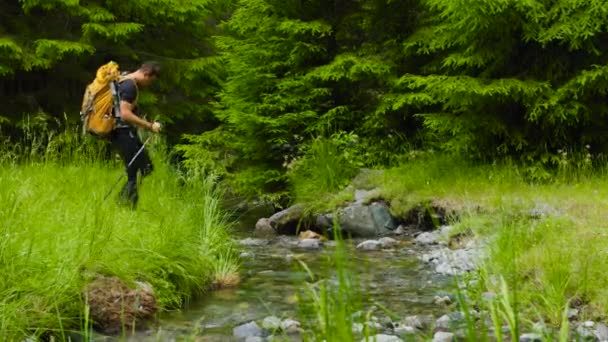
[
  {"x1": 0, "y1": 0, "x2": 231, "y2": 146},
  {"x1": 399, "y1": 0, "x2": 608, "y2": 160},
  {"x1": 0, "y1": 127, "x2": 238, "y2": 340},
  {"x1": 185, "y1": 0, "x2": 423, "y2": 199},
  {"x1": 296, "y1": 229, "x2": 368, "y2": 342},
  {"x1": 288, "y1": 132, "x2": 363, "y2": 207}
]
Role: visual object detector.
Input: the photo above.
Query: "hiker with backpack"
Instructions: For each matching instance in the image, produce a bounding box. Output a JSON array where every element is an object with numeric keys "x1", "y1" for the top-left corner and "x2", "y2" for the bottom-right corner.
[
  {"x1": 110, "y1": 61, "x2": 162, "y2": 208},
  {"x1": 80, "y1": 61, "x2": 162, "y2": 208}
]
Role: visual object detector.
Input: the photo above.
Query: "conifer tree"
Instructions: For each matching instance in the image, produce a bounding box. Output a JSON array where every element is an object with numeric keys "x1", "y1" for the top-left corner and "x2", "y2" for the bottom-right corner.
[{"x1": 0, "y1": 0, "x2": 230, "y2": 143}]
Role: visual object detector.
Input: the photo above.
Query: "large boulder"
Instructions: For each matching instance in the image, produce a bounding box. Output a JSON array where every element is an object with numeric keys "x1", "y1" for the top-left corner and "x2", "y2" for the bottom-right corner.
[
  {"x1": 337, "y1": 202, "x2": 397, "y2": 237},
  {"x1": 85, "y1": 276, "x2": 157, "y2": 335},
  {"x1": 267, "y1": 204, "x2": 308, "y2": 235}
]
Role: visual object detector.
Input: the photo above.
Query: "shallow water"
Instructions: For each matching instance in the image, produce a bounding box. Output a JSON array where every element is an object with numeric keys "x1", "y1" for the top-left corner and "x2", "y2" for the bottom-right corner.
[{"x1": 115, "y1": 232, "x2": 455, "y2": 341}]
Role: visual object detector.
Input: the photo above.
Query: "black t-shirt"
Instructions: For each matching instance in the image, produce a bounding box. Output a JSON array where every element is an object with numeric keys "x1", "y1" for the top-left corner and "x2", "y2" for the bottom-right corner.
[
  {"x1": 119, "y1": 79, "x2": 138, "y2": 109},
  {"x1": 116, "y1": 78, "x2": 138, "y2": 128}
]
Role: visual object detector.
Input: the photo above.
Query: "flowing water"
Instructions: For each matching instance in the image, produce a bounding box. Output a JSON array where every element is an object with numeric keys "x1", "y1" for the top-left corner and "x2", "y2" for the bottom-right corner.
[{"x1": 98, "y1": 213, "x2": 455, "y2": 341}]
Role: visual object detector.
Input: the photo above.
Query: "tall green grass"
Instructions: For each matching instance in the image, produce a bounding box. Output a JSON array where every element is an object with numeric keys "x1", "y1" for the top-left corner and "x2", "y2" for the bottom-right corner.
[
  {"x1": 296, "y1": 228, "x2": 370, "y2": 342},
  {"x1": 374, "y1": 152, "x2": 608, "y2": 339},
  {"x1": 272, "y1": 133, "x2": 608, "y2": 339},
  {"x1": 0, "y1": 122, "x2": 238, "y2": 340}
]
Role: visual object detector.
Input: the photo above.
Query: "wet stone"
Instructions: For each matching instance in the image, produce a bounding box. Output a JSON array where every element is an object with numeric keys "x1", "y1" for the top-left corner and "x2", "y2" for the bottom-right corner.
[
  {"x1": 595, "y1": 322, "x2": 608, "y2": 341},
  {"x1": 519, "y1": 333, "x2": 542, "y2": 342},
  {"x1": 393, "y1": 324, "x2": 415, "y2": 335},
  {"x1": 415, "y1": 232, "x2": 438, "y2": 245},
  {"x1": 576, "y1": 324, "x2": 598, "y2": 341},
  {"x1": 403, "y1": 315, "x2": 433, "y2": 330},
  {"x1": 233, "y1": 321, "x2": 263, "y2": 338},
  {"x1": 433, "y1": 331, "x2": 454, "y2": 342},
  {"x1": 379, "y1": 237, "x2": 399, "y2": 248},
  {"x1": 280, "y1": 319, "x2": 301, "y2": 334},
  {"x1": 297, "y1": 239, "x2": 321, "y2": 249},
  {"x1": 356, "y1": 240, "x2": 382, "y2": 250},
  {"x1": 262, "y1": 316, "x2": 281, "y2": 331},
  {"x1": 435, "y1": 312, "x2": 464, "y2": 330}
]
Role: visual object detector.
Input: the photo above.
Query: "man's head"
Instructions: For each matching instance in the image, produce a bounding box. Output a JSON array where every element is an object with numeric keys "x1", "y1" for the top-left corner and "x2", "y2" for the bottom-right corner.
[{"x1": 134, "y1": 61, "x2": 161, "y2": 87}]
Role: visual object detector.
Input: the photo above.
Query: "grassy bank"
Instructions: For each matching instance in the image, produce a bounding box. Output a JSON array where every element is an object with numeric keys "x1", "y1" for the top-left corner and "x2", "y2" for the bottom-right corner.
[
  {"x1": 376, "y1": 154, "x2": 608, "y2": 334},
  {"x1": 290, "y1": 145, "x2": 608, "y2": 338},
  {"x1": 0, "y1": 132, "x2": 239, "y2": 340}
]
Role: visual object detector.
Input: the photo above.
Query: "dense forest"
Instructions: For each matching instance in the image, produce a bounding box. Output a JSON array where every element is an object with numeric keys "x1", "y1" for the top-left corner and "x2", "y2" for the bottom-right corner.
[{"x1": 2, "y1": 0, "x2": 608, "y2": 200}]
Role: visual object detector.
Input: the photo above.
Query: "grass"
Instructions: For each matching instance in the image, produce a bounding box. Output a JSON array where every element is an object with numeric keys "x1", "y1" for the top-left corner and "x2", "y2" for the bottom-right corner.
[
  {"x1": 373, "y1": 152, "x2": 608, "y2": 338},
  {"x1": 0, "y1": 125, "x2": 239, "y2": 340},
  {"x1": 289, "y1": 144, "x2": 608, "y2": 339},
  {"x1": 295, "y1": 227, "x2": 371, "y2": 342}
]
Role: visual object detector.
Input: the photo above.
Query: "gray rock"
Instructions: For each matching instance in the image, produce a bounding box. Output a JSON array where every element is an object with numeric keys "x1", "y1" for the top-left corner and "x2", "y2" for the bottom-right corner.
[
  {"x1": 262, "y1": 316, "x2": 282, "y2": 331},
  {"x1": 280, "y1": 319, "x2": 301, "y2": 333},
  {"x1": 420, "y1": 248, "x2": 480, "y2": 275},
  {"x1": 356, "y1": 240, "x2": 383, "y2": 251},
  {"x1": 415, "y1": 232, "x2": 438, "y2": 245},
  {"x1": 379, "y1": 237, "x2": 398, "y2": 248},
  {"x1": 338, "y1": 203, "x2": 396, "y2": 237},
  {"x1": 240, "y1": 252, "x2": 253, "y2": 258},
  {"x1": 316, "y1": 215, "x2": 333, "y2": 229},
  {"x1": 403, "y1": 315, "x2": 433, "y2": 330},
  {"x1": 285, "y1": 254, "x2": 294, "y2": 262},
  {"x1": 238, "y1": 238, "x2": 270, "y2": 246},
  {"x1": 435, "y1": 312, "x2": 464, "y2": 330},
  {"x1": 352, "y1": 323, "x2": 364, "y2": 334},
  {"x1": 393, "y1": 324, "x2": 415, "y2": 335},
  {"x1": 432, "y1": 331, "x2": 454, "y2": 342},
  {"x1": 354, "y1": 188, "x2": 380, "y2": 204},
  {"x1": 365, "y1": 321, "x2": 383, "y2": 332},
  {"x1": 233, "y1": 321, "x2": 263, "y2": 338},
  {"x1": 584, "y1": 321, "x2": 597, "y2": 328},
  {"x1": 595, "y1": 322, "x2": 608, "y2": 341},
  {"x1": 361, "y1": 334, "x2": 403, "y2": 342},
  {"x1": 567, "y1": 308, "x2": 580, "y2": 319},
  {"x1": 254, "y1": 218, "x2": 275, "y2": 237},
  {"x1": 519, "y1": 333, "x2": 542, "y2": 342},
  {"x1": 269, "y1": 204, "x2": 305, "y2": 235},
  {"x1": 393, "y1": 225, "x2": 406, "y2": 235},
  {"x1": 577, "y1": 324, "x2": 598, "y2": 341},
  {"x1": 297, "y1": 238, "x2": 321, "y2": 249},
  {"x1": 433, "y1": 295, "x2": 452, "y2": 306}
]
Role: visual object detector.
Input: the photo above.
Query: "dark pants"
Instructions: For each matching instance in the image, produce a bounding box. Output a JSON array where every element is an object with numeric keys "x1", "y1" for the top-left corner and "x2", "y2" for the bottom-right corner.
[{"x1": 109, "y1": 128, "x2": 153, "y2": 207}]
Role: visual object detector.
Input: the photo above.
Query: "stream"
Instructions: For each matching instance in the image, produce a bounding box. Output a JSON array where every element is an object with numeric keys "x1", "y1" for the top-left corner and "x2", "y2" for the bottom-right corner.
[{"x1": 96, "y1": 213, "x2": 457, "y2": 341}]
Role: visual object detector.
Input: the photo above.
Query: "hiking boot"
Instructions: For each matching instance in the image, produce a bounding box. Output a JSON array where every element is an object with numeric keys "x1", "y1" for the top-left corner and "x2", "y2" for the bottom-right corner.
[{"x1": 118, "y1": 180, "x2": 138, "y2": 209}]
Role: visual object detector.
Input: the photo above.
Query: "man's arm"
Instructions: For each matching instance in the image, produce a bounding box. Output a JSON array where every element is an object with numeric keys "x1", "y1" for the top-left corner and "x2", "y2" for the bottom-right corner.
[{"x1": 120, "y1": 100, "x2": 154, "y2": 130}]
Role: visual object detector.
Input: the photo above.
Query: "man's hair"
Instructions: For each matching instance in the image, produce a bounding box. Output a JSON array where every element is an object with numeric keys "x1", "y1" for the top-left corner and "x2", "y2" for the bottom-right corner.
[{"x1": 139, "y1": 61, "x2": 161, "y2": 77}]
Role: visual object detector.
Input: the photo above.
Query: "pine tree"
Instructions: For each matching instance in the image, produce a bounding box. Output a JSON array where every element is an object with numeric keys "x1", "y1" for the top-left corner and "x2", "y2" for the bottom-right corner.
[
  {"x1": 181, "y1": 0, "x2": 423, "y2": 199},
  {"x1": 398, "y1": 0, "x2": 608, "y2": 160},
  {"x1": 0, "y1": 0, "x2": 230, "y2": 143}
]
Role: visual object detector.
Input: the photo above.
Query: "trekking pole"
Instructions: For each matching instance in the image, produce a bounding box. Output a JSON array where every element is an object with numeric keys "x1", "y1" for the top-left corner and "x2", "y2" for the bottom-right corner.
[{"x1": 103, "y1": 136, "x2": 153, "y2": 201}]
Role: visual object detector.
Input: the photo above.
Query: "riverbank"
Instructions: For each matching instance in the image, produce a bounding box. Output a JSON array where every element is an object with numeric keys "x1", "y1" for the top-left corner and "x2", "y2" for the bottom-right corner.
[
  {"x1": 0, "y1": 158, "x2": 239, "y2": 340},
  {"x1": 277, "y1": 153, "x2": 608, "y2": 340}
]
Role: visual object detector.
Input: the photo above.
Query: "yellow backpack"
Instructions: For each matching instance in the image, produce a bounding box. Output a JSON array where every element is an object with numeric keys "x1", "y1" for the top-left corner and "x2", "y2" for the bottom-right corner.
[{"x1": 80, "y1": 61, "x2": 122, "y2": 137}]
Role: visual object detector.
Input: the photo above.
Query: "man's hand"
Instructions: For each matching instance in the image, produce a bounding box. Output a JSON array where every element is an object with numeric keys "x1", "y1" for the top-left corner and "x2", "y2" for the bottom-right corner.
[{"x1": 150, "y1": 121, "x2": 162, "y2": 133}]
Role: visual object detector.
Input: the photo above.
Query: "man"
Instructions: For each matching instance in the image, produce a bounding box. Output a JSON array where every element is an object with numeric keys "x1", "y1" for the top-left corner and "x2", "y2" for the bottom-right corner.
[{"x1": 110, "y1": 61, "x2": 162, "y2": 208}]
